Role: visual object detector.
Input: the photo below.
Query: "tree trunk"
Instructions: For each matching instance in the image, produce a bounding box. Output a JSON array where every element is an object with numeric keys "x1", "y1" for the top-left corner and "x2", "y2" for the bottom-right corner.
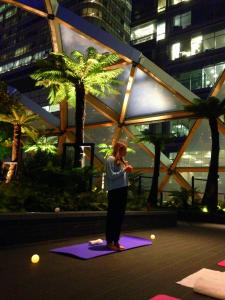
[
  {"x1": 74, "y1": 83, "x2": 85, "y2": 168},
  {"x1": 6, "y1": 124, "x2": 21, "y2": 183},
  {"x1": 147, "y1": 142, "x2": 160, "y2": 209},
  {"x1": 202, "y1": 117, "x2": 219, "y2": 213}
]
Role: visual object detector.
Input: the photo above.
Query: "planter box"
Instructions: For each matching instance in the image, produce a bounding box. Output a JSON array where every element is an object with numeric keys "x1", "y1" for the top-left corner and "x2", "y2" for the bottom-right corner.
[{"x1": 0, "y1": 210, "x2": 177, "y2": 247}]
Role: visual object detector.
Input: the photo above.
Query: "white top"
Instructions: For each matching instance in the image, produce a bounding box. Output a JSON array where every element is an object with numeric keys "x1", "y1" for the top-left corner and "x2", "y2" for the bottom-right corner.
[{"x1": 105, "y1": 156, "x2": 128, "y2": 191}]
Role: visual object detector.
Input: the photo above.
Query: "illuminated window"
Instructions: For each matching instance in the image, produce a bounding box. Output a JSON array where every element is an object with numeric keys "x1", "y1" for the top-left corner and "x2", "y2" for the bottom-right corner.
[
  {"x1": 173, "y1": 11, "x2": 191, "y2": 29},
  {"x1": 171, "y1": 42, "x2": 180, "y2": 60},
  {"x1": 156, "y1": 22, "x2": 165, "y2": 41},
  {"x1": 131, "y1": 21, "x2": 155, "y2": 44},
  {"x1": 215, "y1": 29, "x2": 225, "y2": 49},
  {"x1": 171, "y1": 0, "x2": 190, "y2": 5},
  {"x1": 203, "y1": 33, "x2": 215, "y2": 51},
  {"x1": 191, "y1": 36, "x2": 202, "y2": 55},
  {"x1": 175, "y1": 62, "x2": 225, "y2": 90},
  {"x1": 82, "y1": 7, "x2": 102, "y2": 18},
  {"x1": 158, "y1": 0, "x2": 166, "y2": 12}
]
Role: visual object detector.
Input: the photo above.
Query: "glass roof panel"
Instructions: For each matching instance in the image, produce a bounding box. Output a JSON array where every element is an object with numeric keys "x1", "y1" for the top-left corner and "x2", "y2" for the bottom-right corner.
[
  {"x1": 125, "y1": 125, "x2": 172, "y2": 167},
  {"x1": 85, "y1": 102, "x2": 112, "y2": 124},
  {"x1": 182, "y1": 171, "x2": 225, "y2": 194},
  {"x1": 181, "y1": 172, "x2": 206, "y2": 194},
  {"x1": 120, "y1": 129, "x2": 155, "y2": 168},
  {"x1": 97, "y1": 64, "x2": 132, "y2": 114},
  {"x1": 162, "y1": 175, "x2": 180, "y2": 192},
  {"x1": 85, "y1": 126, "x2": 116, "y2": 162},
  {"x1": 15, "y1": 0, "x2": 46, "y2": 11},
  {"x1": 126, "y1": 68, "x2": 184, "y2": 118},
  {"x1": 178, "y1": 120, "x2": 225, "y2": 167},
  {"x1": 68, "y1": 103, "x2": 113, "y2": 127},
  {"x1": 60, "y1": 24, "x2": 109, "y2": 56}
]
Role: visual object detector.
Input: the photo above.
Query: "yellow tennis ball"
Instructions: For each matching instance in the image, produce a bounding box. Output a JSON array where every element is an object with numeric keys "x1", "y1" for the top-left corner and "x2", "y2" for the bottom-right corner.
[
  {"x1": 31, "y1": 254, "x2": 40, "y2": 264},
  {"x1": 150, "y1": 234, "x2": 156, "y2": 240}
]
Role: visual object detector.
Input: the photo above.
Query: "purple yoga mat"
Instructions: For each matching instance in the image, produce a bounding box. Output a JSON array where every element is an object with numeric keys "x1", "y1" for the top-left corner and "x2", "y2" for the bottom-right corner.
[{"x1": 50, "y1": 235, "x2": 152, "y2": 259}]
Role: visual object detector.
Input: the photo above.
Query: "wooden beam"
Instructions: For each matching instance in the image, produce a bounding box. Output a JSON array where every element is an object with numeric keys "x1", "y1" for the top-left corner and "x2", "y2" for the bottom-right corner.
[
  {"x1": 124, "y1": 111, "x2": 193, "y2": 125},
  {"x1": 85, "y1": 122, "x2": 114, "y2": 129},
  {"x1": 135, "y1": 167, "x2": 166, "y2": 173},
  {"x1": 112, "y1": 126, "x2": 122, "y2": 145},
  {"x1": 177, "y1": 167, "x2": 225, "y2": 172},
  {"x1": 173, "y1": 171, "x2": 193, "y2": 191},
  {"x1": 170, "y1": 119, "x2": 202, "y2": 171},
  {"x1": 158, "y1": 174, "x2": 170, "y2": 192},
  {"x1": 119, "y1": 65, "x2": 136, "y2": 123},
  {"x1": 44, "y1": 0, "x2": 62, "y2": 52},
  {"x1": 86, "y1": 94, "x2": 119, "y2": 123},
  {"x1": 210, "y1": 69, "x2": 225, "y2": 97},
  {"x1": 104, "y1": 60, "x2": 130, "y2": 70}
]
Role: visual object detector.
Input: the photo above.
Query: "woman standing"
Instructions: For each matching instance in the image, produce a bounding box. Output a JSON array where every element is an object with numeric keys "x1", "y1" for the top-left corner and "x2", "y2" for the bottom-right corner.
[{"x1": 105, "y1": 141, "x2": 133, "y2": 251}]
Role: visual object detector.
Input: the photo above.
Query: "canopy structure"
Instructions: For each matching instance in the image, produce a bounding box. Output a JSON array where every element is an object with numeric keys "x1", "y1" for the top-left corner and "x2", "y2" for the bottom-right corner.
[{"x1": 2, "y1": 0, "x2": 225, "y2": 197}]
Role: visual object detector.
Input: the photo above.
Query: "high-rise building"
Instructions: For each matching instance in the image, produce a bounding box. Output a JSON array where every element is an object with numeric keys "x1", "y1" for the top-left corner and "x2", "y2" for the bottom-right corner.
[
  {"x1": 0, "y1": 0, "x2": 131, "y2": 92},
  {"x1": 60, "y1": 0, "x2": 131, "y2": 42},
  {"x1": 131, "y1": 0, "x2": 225, "y2": 98}
]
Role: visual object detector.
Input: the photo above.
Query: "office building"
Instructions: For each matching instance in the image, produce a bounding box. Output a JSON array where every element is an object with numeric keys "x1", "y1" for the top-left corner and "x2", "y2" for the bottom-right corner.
[{"x1": 131, "y1": 0, "x2": 225, "y2": 99}]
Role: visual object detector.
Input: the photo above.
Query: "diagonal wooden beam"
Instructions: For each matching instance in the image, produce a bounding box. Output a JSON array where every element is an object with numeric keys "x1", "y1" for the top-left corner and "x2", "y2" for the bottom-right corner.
[
  {"x1": 112, "y1": 126, "x2": 123, "y2": 145},
  {"x1": 169, "y1": 119, "x2": 202, "y2": 171},
  {"x1": 218, "y1": 119, "x2": 225, "y2": 135},
  {"x1": 104, "y1": 60, "x2": 131, "y2": 70},
  {"x1": 119, "y1": 64, "x2": 136, "y2": 124},
  {"x1": 124, "y1": 111, "x2": 193, "y2": 125},
  {"x1": 158, "y1": 174, "x2": 170, "y2": 192},
  {"x1": 210, "y1": 69, "x2": 225, "y2": 97},
  {"x1": 44, "y1": 0, "x2": 62, "y2": 52},
  {"x1": 85, "y1": 122, "x2": 114, "y2": 129},
  {"x1": 86, "y1": 94, "x2": 119, "y2": 123},
  {"x1": 173, "y1": 170, "x2": 193, "y2": 191},
  {"x1": 1, "y1": 0, "x2": 47, "y2": 17}
]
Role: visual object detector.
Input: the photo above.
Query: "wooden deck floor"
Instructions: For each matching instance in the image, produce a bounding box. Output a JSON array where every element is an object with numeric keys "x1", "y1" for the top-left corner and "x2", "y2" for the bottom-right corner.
[{"x1": 1, "y1": 222, "x2": 225, "y2": 300}]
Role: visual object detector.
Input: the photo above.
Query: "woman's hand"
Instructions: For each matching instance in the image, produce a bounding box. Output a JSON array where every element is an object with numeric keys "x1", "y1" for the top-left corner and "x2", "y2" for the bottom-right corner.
[{"x1": 124, "y1": 164, "x2": 133, "y2": 173}]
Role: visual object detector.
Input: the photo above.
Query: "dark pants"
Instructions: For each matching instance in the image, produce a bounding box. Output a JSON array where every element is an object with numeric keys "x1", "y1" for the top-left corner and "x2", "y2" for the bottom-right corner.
[{"x1": 106, "y1": 186, "x2": 127, "y2": 244}]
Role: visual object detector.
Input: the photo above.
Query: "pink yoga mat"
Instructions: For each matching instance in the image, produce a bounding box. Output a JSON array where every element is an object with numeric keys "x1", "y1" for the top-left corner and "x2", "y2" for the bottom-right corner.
[
  {"x1": 150, "y1": 295, "x2": 181, "y2": 300},
  {"x1": 218, "y1": 259, "x2": 225, "y2": 267}
]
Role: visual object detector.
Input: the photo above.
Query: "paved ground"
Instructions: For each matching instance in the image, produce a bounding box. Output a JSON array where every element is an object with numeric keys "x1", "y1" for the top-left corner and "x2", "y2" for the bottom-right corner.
[{"x1": 1, "y1": 222, "x2": 225, "y2": 300}]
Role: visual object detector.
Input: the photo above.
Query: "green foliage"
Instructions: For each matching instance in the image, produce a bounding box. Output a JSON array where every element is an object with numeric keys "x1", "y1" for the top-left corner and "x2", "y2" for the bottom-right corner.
[
  {"x1": 23, "y1": 136, "x2": 57, "y2": 155},
  {"x1": 184, "y1": 97, "x2": 225, "y2": 119},
  {"x1": 167, "y1": 187, "x2": 199, "y2": 209},
  {"x1": 31, "y1": 47, "x2": 123, "y2": 108},
  {"x1": 136, "y1": 128, "x2": 177, "y2": 150}
]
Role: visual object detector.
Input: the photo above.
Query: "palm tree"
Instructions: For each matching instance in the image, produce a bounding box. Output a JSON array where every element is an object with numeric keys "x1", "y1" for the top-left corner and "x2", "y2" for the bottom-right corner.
[
  {"x1": 184, "y1": 97, "x2": 225, "y2": 213},
  {"x1": 0, "y1": 104, "x2": 39, "y2": 182},
  {"x1": 31, "y1": 47, "x2": 123, "y2": 167},
  {"x1": 0, "y1": 81, "x2": 15, "y2": 159},
  {"x1": 138, "y1": 129, "x2": 176, "y2": 209}
]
